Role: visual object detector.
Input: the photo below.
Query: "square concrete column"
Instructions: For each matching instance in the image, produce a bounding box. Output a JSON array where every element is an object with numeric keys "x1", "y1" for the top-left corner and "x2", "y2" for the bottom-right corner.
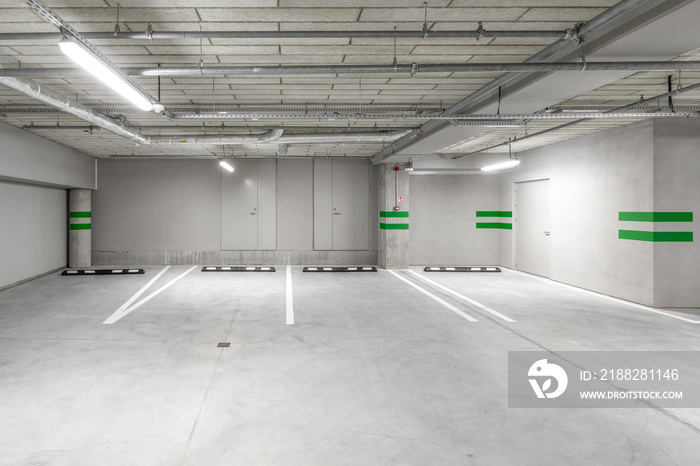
[
  {"x1": 69, "y1": 189, "x2": 92, "y2": 269},
  {"x1": 378, "y1": 164, "x2": 410, "y2": 269}
]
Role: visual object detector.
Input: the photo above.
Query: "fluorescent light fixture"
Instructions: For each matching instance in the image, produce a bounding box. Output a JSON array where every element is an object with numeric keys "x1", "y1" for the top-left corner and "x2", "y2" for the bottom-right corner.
[
  {"x1": 58, "y1": 38, "x2": 153, "y2": 111},
  {"x1": 481, "y1": 159, "x2": 520, "y2": 172},
  {"x1": 219, "y1": 160, "x2": 234, "y2": 172}
]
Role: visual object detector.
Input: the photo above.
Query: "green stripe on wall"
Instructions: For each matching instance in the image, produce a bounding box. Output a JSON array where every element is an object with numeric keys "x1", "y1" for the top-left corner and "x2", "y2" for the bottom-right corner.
[
  {"x1": 69, "y1": 211, "x2": 92, "y2": 218},
  {"x1": 619, "y1": 230, "x2": 693, "y2": 242},
  {"x1": 380, "y1": 211, "x2": 409, "y2": 218},
  {"x1": 476, "y1": 211, "x2": 512, "y2": 218},
  {"x1": 69, "y1": 223, "x2": 92, "y2": 231},
  {"x1": 619, "y1": 212, "x2": 693, "y2": 222},
  {"x1": 380, "y1": 223, "x2": 409, "y2": 230},
  {"x1": 477, "y1": 222, "x2": 512, "y2": 230}
]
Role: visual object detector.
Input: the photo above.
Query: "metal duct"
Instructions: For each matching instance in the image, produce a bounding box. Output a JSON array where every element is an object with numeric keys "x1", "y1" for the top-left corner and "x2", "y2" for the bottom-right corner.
[
  {"x1": 276, "y1": 131, "x2": 410, "y2": 144},
  {"x1": 0, "y1": 73, "x2": 150, "y2": 146},
  {"x1": 149, "y1": 129, "x2": 284, "y2": 145},
  {"x1": 0, "y1": 73, "x2": 408, "y2": 148},
  {"x1": 4, "y1": 61, "x2": 700, "y2": 78},
  {"x1": 0, "y1": 29, "x2": 567, "y2": 42}
]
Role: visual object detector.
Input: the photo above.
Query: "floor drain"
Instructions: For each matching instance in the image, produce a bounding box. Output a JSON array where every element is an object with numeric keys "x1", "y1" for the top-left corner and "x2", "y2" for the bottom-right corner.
[{"x1": 217, "y1": 342, "x2": 231, "y2": 348}]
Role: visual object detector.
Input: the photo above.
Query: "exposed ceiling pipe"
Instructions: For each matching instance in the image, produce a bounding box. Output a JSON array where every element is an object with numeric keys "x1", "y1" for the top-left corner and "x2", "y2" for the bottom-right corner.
[
  {"x1": 20, "y1": 123, "x2": 415, "y2": 132},
  {"x1": 20, "y1": 0, "x2": 160, "y2": 112},
  {"x1": 149, "y1": 129, "x2": 283, "y2": 145},
  {"x1": 0, "y1": 29, "x2": 568, "y2": 42},
  {"x1": 1, "y1": 73, "x2": 406, "y2": 148},
  {"x1": 109, "y1": 154, "x2": 371, "y2": 160},
  {"x1": 146, "y1": 131, "x2": 409, "y2": 145},
  {"x1": 276, "y1": 131, "x2": 410, "y2": 144},
  {"x1": 447, "y1": 112, "x2": 699, "y2": 121},
  {"x1": 3, "y1": 61, "x2": 700, "y2": 78},
  {"x1": 370, "y1": 0, "x2": 671, "y2": 163},
  {"x1": 0, "y1": 73, "x2": 150, "y2": 145},
  {"x1": 545, "y1": 105, "x2": 700, "y2": 113},
  {"x1": 0, "y1": 106, "x2": 440, "y2": 117}
]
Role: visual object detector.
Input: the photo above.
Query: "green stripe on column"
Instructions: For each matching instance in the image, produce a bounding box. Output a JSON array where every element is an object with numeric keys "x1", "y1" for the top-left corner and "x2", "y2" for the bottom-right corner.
[
  {"x1": 70, "y1": 223, "x2": 92, "y2": 230},
  {"x1": 619, "y1": 212, "x2": 693, "y2": 222},
  {"x1": 380, "y1": 223, "x2": 409, "y2": 230},
  {"x1": 380, "y1": 211, "x2": 409, "y2": 218},
  {"x1": 70, "y1": 211, "x2": 92, "y2": 218},
  {"x1": 619, "y1": 230, "x2": 693, "y2": 242},
  {"x1": 477, "y1": 222, "x2": 512, "y2": 230},
  {"x1": 476, "y1": 211, "x2": 512, "y2": 217}
]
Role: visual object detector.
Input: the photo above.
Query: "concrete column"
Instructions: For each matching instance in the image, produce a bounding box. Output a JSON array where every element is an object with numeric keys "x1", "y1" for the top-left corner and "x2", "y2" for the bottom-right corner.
[
  {"x1": 378, "y1": 164, "x2": 410, "y2": 269},
  {"x1": 69, "y1": 189, "x2": 92, "y2": 269}
]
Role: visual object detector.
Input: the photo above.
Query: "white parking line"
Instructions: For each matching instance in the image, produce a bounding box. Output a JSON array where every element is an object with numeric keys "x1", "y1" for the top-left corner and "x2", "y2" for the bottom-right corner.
[
  {"x1": 103, "y1": 266, "x2": 170, "y2": 324},
  {"x1": 103, "y1": 266, "x2": 196, "y2": 324},
  {"x1": 408, "y1": 269, "x2": 516, "y2": 323},
  {"x1": 503, "y1": 268, "x2": 700, "y2": 324},
  {"x1": 388, "y1": 270, "x2": 477, "y2": 322},
  {"x1": 286, "y1": 266, "x2": 294, "y2": 325}
]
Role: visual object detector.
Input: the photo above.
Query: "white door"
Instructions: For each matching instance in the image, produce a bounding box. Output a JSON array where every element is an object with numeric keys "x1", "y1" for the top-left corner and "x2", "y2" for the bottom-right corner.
[{"x1": 515, "y1": 179, "x2": 551, "y2": 278}]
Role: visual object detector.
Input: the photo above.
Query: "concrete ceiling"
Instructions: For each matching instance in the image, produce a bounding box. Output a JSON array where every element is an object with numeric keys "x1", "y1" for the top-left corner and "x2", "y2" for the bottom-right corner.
[{"x1": 0, "y1": 0, "x2": 699, "y2": 162}]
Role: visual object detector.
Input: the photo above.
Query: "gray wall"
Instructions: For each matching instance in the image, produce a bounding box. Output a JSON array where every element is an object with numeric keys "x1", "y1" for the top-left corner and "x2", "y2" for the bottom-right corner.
[
  {"x1": 93, "y1": 160, "x2": 222, "y2": 254},
  {"x1": 394, "y1": 118, "x2": 700, "y2": 307},
  {"x1": 0, "y1": 181, "x2": 67, "y2": 290},
  {"x1": 498, "y1": 121, "x2": 657, "y2": 305},
  {"x1": 410, "y1": 174, "x2": 500, "y2": 266},
  {"x1": 652, "y1": 119, "x2": 700, "y2": 307},
  {"x1": 0, "y1": 121, "x2": 94, "y2": 189},
  {"x1": 0, "y1": 121, "x2": 95, "y2": 290},
  {"x1": 93, "y1": 158, "x2": 378, "y2": 265}
]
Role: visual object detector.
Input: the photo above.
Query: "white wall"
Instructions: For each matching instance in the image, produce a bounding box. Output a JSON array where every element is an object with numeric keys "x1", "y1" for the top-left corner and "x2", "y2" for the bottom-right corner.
[
  {"x1": 652, "y1": 119, "x2": 700, "y2": 307},
  {"x1": 498, "y1": 121, "x2": 656, "y2": 305},
  {"x1": 0, "y1": 181, "x2": 67, "y2": 290},
  {"x1": 410, "y1": 174, "x2": 500, "y2": 266}
]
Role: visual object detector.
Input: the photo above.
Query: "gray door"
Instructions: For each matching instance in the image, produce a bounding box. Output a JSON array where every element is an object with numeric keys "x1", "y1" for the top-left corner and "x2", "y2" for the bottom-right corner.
[
  {"x1": 332, "y1": 159, "x2": 370, "y2": 250},
  {"x1": 221, "y1": 159, "x2": 277, "y2": 250},
  {"x1": 313, "y1": 159, "x2": 370, "y2": 251},
  {"x1": 515, "y1": 179, "x2": 551, "y2": 278},
  {"x1": 313, "y1": 159, "x2": 334, "y2": 250}
]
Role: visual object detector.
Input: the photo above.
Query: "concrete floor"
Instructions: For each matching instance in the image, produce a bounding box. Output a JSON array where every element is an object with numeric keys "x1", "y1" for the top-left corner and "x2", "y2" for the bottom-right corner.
[{"x1": 0, "y1": 266, "x2": 699, "y2": 465}]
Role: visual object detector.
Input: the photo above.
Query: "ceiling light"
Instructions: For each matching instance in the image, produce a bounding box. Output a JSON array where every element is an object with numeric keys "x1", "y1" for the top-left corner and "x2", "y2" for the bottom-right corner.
[
  {"x1": 58, "y1": 38, "x2": 153, "y2": 111},
  {"x1": 219, "y1": 160, "x2": 234, "y2": 172},
  {"x1": 481, "y1": 159, "x2": 520, "y2": 172}
]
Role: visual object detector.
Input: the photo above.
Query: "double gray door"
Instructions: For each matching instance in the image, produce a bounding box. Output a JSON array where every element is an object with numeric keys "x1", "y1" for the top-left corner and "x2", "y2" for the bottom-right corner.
[
  {"x1": 222, "y1": 159, "x2": 370, "y2": 251},
  {"x1": 313, "y1": 159, "x2": 370, "y2": 251},
  {"x1": 221, "y1": 159, "x2": 276, "y2": 250}
]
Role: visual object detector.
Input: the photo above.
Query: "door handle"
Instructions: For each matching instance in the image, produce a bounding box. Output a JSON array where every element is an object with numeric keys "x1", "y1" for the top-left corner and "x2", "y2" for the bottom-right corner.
[
  {"x1": 334, "y1": 212, "x2": 342, "y2": 215},
  {"x1": 250, "y1": 212, "x2": 257, "y2": 215},
  {"x1": 544, "y1": 231, "x2": 550, "y2": 236}
]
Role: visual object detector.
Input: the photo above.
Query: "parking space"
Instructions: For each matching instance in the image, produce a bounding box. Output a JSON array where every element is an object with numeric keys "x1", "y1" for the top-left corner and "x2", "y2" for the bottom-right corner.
[{"x1": 0, "y1": 266, "x2": 699, "y2": 465}]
